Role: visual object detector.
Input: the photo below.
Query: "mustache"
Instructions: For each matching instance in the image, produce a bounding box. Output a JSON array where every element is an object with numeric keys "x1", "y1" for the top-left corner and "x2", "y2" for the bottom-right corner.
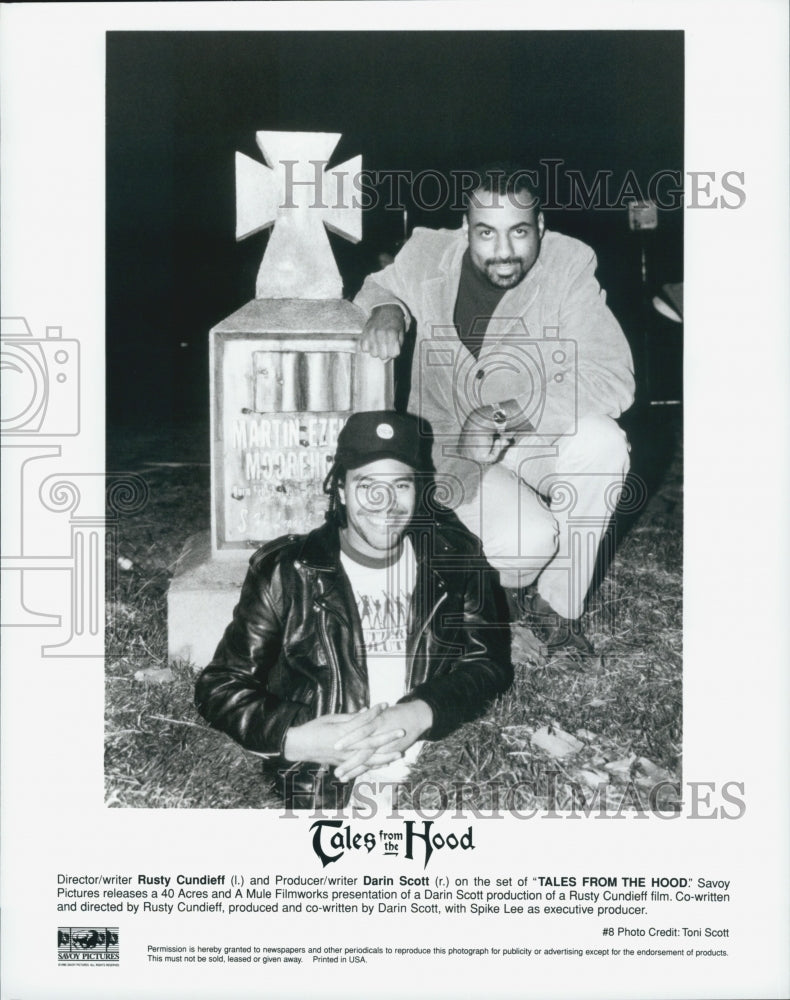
[{"x1": 485, "y1": 257, "x2": 522, "y2": 266}]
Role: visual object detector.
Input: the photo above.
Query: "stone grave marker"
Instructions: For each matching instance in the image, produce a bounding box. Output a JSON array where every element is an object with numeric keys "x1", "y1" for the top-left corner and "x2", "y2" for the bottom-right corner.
[{"x1": 168, "y1": 131, "x2": 392, "y2": 666}]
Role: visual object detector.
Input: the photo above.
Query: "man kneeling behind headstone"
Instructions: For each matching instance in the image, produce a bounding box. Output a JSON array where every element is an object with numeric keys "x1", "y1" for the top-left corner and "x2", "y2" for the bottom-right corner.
[{"x1": 195, "y1": 411, "x2": 513, "y2": 810}]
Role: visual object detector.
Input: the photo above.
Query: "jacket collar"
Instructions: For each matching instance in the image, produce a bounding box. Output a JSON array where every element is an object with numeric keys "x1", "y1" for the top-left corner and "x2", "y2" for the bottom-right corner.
[
  {"x1": 432, "y1": 227, "x2": 545, "y2": 349},
  {"x1": 438, "y1": 229, "x2": 467, "y2": 276},
  {"x1": 297, "y1": 520, "x2": 342, "y2": 572}
]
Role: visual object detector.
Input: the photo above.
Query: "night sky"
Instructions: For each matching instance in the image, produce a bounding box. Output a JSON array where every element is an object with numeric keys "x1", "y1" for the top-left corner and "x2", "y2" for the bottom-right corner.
[{"x1": 106, "y1": 31, "x2": 683, "y2": 427}]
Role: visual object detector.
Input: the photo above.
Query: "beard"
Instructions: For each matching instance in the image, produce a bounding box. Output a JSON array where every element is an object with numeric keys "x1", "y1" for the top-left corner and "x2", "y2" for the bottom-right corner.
[{"x1": 480, "y1": 257, "x2": 529, "y2": 289}]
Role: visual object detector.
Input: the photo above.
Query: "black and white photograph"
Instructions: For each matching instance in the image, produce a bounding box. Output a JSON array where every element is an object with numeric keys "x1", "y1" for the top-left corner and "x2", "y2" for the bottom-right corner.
[
  {"x1": 105, "y1": 29, "x2": 685, "y2": 814},
  {"x1": 1, "y1": 4, "x2": 788, "y2": 999}
]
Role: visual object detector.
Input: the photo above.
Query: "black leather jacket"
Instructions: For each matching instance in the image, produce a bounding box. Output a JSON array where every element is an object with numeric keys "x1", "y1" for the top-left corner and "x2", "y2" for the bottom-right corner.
[{"x1": 195, "y1": 512, "x2": 512, "y2": 809}]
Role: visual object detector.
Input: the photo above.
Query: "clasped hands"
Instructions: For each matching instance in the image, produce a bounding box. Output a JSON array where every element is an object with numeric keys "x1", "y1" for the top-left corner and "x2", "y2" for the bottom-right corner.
[{"x1": 282, "y1": 700, "x2": 433, "y2": 784}]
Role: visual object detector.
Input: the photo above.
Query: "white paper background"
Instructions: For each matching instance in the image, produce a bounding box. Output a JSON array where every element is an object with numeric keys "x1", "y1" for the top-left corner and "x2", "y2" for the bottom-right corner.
[{"x1": 1, "y1": 2, "x2": 788, "y2": 998}]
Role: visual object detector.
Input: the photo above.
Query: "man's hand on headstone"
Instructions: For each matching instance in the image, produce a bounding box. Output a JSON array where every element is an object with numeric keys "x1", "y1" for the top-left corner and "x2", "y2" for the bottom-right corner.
[
  {"x1": 282, "y1": 704, "x2": 404, "y2": 769},
  {"x1": 457, "y1": 405, "x2": 513, "y2": 464},
  {"x1": 360, "y1": 304, "x2": 405, "y2": 360}
]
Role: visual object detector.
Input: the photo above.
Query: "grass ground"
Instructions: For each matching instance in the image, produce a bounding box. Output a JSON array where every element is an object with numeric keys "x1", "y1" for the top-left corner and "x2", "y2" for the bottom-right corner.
[{"x1": 105, "y1": 409, "x2": 682, "y2": 812}]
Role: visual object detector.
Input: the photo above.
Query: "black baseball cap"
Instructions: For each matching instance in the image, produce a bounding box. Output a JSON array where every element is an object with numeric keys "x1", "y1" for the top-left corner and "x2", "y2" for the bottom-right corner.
[{"x1": 334, "y1": 411, "x2": 428, "y2": 472}]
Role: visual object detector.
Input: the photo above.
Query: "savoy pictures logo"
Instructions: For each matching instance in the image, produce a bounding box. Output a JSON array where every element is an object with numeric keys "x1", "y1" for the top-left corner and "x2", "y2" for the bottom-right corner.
[{"x1": 58, "y1": 927, "x2": 119, "y2": 965}]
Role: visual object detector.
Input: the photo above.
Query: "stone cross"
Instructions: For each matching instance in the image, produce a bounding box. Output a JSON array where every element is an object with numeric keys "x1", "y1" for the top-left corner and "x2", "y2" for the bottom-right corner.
[{"x1": 236, "y1": 131, "x2": 362, "y2": 300}]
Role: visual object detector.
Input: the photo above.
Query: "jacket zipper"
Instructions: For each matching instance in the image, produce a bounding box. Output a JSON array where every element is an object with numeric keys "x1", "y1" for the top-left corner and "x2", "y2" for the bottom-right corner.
[
  {"x1": 318, "y1": 607, "x2": 340, "y2": 716},
  {"x1": 308, "y1": 609, "x2": 338, "y2": 782},
  {"x1": 406, "y1": 590, "x2": 447, "y2": 690}
]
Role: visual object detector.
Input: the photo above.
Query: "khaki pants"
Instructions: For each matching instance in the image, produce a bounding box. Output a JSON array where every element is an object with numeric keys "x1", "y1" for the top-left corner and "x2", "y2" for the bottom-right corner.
[{"x1": 454, "y1": 414, "x2": 630, "y2": 620}]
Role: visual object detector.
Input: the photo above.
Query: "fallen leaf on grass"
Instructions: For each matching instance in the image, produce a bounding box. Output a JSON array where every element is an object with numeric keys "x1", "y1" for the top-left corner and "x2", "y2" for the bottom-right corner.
[
  {"x1": 133, "y1": 667, "x2": 174, "y2": 685},
  {"x1": 511, "y1": 626, "x2": 546, "y2": 664},
  {"x1": 634, "y1": 756, "x2": 664, "y2": 777},
  {"x1": 501, "y1": 727, "x2": 535, "y2": 750},
  {"x1": 530, "y1": 726, "x2": 584, "y2": 758},
  {"x1": 574, "y1": 769, "x2": 610, "y2": 788},
  {"x1": 633, "y1": 756, "x2": 674, "y2": 787},
  {"x1": 604, "y1": 755, "x2": 636, "y2": 777},
  {"x1": 634, "y1": 774, "x2": 673, "y2": 794}
]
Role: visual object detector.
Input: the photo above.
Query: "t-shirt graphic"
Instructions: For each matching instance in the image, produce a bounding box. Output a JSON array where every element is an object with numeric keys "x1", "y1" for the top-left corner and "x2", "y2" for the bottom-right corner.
[
  {"x1": 355, "y1": 587, "x2": 410, "y2": 654},
  {"x1": 340, "y1": 539, "x2": 416, "y2": 709}
]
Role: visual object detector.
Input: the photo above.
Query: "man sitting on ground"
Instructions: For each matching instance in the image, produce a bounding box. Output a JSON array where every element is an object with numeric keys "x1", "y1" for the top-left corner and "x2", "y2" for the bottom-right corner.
[{"x1": 195, "y1": 411, "x2": 512, "y2": 810}]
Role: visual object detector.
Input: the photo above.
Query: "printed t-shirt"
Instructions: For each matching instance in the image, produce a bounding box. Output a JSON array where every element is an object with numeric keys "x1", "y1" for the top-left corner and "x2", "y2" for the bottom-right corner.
[{"x1": 339, "y1": 534, "x2": 424, "y2": 798}]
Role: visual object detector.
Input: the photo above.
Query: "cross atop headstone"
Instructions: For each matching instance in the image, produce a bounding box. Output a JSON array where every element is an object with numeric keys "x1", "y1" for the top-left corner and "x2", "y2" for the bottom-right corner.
[{"x1": 236, "y1": 131, "x2": 362, "y2": 300}]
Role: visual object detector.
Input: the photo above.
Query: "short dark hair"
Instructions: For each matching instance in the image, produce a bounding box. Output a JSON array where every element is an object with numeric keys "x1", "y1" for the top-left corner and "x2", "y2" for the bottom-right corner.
[{"x1": 464, "y1": 161, "x2": 541, "y2": 213}]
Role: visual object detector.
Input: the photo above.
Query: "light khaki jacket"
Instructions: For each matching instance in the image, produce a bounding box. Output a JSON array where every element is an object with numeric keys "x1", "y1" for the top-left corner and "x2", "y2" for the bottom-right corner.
[{"x1": 355, "y1": 226, "x2": 635, "y2": 488}]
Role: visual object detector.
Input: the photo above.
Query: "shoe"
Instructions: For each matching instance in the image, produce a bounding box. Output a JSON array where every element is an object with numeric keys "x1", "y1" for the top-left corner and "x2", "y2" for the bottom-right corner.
[
  {"x1": 523, "y1": 591, "x2": 595, "y2": 655},
  {"x1": 534, "y1": 618, "x2": 595, "y2": 655}
]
